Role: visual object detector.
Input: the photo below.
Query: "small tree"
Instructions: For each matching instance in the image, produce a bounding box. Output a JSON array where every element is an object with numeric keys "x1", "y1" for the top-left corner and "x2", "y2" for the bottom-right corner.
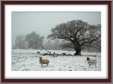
[{"x1": 48, "y1": 20, "x2": 101, "y2": 55}]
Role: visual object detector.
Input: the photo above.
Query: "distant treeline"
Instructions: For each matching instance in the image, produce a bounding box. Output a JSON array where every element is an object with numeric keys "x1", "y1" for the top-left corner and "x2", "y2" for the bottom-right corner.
[{"x1": 13, "y1": 32, "x2": 44, "y2": 49}]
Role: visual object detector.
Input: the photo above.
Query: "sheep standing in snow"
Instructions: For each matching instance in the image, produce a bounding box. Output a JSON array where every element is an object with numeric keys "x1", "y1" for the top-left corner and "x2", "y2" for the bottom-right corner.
[
  {"x1": 39, "y1": 55, "x2": 49, "y2": 67},
  {"x1": 62, "y1": 53, "x2": 66, "y2": 56},
  {"x1": 37, "y1": 51, "x2": 40, "y2": 54},
  {"x1": 86, "y1": 56, "x2": 97, "y2": 67},
  {"x1": 53, "y1": 52, "x2": 58, "y2": 57}
]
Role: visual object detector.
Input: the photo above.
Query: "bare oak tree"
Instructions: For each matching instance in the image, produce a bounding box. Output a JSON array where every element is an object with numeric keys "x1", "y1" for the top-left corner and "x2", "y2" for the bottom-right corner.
[{"x1": 48, "y1": 20, "x2": 101, "y2": 55}]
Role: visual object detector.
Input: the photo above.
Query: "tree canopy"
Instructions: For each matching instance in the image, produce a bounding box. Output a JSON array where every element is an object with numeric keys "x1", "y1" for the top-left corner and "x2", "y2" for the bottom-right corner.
[{"x1": 48, "y1": 20, "x2": 101, "y2": 55}]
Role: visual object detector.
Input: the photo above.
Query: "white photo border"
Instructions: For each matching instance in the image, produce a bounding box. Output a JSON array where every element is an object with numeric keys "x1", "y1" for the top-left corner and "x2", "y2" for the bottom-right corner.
[{"x1": 5, "y1": 5, "x2": 108, "y2": 79}]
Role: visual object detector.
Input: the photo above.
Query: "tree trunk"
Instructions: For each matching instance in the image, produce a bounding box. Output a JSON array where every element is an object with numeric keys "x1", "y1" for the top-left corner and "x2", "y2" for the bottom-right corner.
[
  {"x1": 71, "y1": 40, "x2": 81, "y2": 56},
  {"x1": 74, "y1": 47, "x2": 81, "y2": 56},
  {"x1": 75, "y1": 48, "x2": 81, "y2": 55}
]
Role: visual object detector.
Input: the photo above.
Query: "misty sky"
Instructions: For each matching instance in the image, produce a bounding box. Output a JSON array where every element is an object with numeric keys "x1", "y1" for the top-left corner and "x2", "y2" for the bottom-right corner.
[{"x1": 12, "y1": 12, "x2": 101, "y2": 44}]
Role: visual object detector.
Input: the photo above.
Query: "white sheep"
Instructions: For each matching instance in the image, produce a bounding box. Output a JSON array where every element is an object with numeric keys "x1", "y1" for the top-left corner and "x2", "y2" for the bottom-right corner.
[
  {"x1": 39, "y1": 55, "x2": 49, "y2": 67},
  {"x1": 86, "y1": 56, "x2": 97, "y2": 67}
]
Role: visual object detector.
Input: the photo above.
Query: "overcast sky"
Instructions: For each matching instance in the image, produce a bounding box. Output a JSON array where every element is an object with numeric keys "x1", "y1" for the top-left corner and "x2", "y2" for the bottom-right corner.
[{"x1": 12, "y1": 11, "x2": 101, "y2": 44}]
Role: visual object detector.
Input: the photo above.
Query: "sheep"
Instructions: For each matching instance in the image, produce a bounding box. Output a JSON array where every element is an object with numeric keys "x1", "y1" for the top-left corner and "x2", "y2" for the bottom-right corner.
[
  {"x1": 47, "y1": 51, "x2": 51, "y2": 55},
  {"x1": 62, "y1": 53, "x2": 66, "y2": 56},
  {"x1": 39, "y1": 55, "x2": 49, "y2": 67},
  {"x1": 86, "y1": 56, "x2": 97, "y2": 67},
  {"x1": 37, "y1": 51, "x2": 40, "y2": 54},
  {"x1": 52, "y1": 52, "x2": 58, "y2": 57}
]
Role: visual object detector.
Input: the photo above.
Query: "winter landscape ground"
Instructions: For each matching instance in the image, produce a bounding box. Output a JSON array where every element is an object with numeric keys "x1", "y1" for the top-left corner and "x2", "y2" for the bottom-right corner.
[{"x1": 12, "y1": 49, "x2": 101, "y2": 71}]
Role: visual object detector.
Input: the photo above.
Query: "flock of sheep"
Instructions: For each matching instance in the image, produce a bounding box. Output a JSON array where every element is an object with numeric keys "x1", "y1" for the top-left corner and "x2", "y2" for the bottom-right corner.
[{"x1": 38, "y1": 50, "x2": 97, "y2": 68}]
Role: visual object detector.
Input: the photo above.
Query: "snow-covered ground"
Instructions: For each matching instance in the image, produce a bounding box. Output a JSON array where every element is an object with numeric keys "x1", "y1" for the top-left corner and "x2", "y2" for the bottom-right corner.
[{"x1": 12, "y1": 49, "x2": 101, "y2": 71}]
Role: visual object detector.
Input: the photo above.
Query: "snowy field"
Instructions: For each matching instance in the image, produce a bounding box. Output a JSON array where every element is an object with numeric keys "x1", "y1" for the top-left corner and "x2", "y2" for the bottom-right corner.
[{"x1": 12, "y1": 49, "x2": 101, "y2": 71}]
